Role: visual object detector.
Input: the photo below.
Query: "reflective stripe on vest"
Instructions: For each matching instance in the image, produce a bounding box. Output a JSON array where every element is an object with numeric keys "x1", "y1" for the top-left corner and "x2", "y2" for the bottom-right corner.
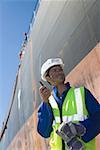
[
  {"x1": 62, "y1": 114, "x2": 87, "y2": 123},
  {"x1": 49, "y1": 95, "x2": 58, "y2": 109},
  {"x1": 74, "y1": 88, "x2": 83, "y2": 116}
]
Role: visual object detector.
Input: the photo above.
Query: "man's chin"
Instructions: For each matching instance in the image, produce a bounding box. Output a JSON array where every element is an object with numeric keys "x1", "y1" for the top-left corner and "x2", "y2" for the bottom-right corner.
[
  {"x1": 59, "y1": 76, "x2": 65, "y2": 82},
  {"x1": 56, "y1": 78, "x2": 65, "y2": 84}
]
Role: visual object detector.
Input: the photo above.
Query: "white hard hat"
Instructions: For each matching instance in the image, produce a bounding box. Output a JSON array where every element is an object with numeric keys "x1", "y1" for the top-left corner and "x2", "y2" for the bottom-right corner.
[{"x1": 41, "y1": 58, "x2": 64, "y2": 81}]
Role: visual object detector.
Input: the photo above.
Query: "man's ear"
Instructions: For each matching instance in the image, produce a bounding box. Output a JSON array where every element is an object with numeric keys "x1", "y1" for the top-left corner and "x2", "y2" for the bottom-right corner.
[
  {"x1": 45, "y1": 76, "x2": 55, "y2": 86},
  {"x1": 45, "y1": 76, "x2": 51, "y2": 82}
]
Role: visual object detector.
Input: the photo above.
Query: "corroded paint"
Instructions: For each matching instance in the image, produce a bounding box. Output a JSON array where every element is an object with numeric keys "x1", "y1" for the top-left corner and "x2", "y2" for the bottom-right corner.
[
  {"x1": 65, "y1": 43, "x2": 100, "y2": 150},
  {"x1": 8, "y1": 109, "x2": 49, "y2": 150},
  {"x1": 8, "y1": 43, "x2": 100, "y2": 150}
]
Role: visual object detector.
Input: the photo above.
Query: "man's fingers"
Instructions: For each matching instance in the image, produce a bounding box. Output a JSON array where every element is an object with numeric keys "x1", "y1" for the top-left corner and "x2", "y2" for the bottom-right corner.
[
  {"x1": 42, "y1": 88, "x2": 50, "y2": 94},
  {"x1": 39, "y1": 86, "x2": 46, "y2": 92},
  {"x1": 43, "y1": 91, "x2": 50, "y2": 97},
  {"x1": 39, "y1": 86, "x2": 51, "y2": 102},
  {"x1": 39, "y1": 86, "x2": 50, "y2": 93}
]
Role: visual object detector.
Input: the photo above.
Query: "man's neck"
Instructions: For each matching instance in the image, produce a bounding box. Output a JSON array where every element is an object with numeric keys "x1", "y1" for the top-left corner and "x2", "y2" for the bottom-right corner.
[{"x1": 57, "y1": 83, "x2": 66, "y2": 97}]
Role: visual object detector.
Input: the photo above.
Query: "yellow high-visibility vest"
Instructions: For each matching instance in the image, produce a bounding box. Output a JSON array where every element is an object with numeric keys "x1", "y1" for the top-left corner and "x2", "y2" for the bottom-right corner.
[{"x1": 49, "y1": 87, "x2": 95, "y2": 150}]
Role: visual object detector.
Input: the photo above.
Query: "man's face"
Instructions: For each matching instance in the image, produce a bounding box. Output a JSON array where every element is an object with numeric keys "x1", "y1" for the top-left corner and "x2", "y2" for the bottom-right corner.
[{"x1": 45, "y1": 65, "x2": 65, "y2": 85}]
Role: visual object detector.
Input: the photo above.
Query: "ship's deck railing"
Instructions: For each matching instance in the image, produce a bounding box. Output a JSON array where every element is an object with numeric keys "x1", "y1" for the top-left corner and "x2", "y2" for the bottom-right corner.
[{"x1": 21, "y1": 0, "x2": 41, "y2": 51}]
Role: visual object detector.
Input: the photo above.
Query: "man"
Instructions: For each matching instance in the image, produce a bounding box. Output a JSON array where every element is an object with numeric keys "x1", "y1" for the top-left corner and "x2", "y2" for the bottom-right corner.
[{"x1": 37, "y1": 58, "x2": 100, "y2": 150}]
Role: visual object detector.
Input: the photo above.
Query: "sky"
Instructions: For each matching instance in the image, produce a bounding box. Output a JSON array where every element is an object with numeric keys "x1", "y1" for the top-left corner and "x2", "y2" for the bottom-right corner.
[{"x1": 0, "y1": 0, "x2": 38, "y2": 130}]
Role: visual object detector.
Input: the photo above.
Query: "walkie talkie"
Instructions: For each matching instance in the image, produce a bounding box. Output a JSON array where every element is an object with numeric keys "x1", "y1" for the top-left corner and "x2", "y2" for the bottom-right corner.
[{"x1": 39, "y1": 81, "x2": 45, "y2": 87}]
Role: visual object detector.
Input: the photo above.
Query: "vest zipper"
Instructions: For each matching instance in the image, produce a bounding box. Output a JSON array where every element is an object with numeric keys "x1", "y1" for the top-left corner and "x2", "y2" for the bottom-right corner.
[{"x1": 60, "y1": 103, "x2": 65, "y2": 150}]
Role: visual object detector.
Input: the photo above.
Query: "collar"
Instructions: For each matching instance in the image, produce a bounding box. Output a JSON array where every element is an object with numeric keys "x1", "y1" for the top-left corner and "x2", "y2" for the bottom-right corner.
[{"x1": 53, "y1": 82, "x2": 71, "y2": 99}]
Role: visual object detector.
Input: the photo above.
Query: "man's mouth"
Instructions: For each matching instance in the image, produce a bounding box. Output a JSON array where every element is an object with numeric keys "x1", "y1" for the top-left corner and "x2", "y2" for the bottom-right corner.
[{"x1": 57, "y1": 73, "x2": 65, "y2": 79}]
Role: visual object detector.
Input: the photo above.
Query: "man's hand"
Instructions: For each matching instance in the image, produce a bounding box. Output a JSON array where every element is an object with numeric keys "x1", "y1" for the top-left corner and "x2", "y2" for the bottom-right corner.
[
  {"x1": 57, "y1": 121, "x2": 86, "y2": 139},
  {"x1": 39, "y1": 86, "x2": 51, "y2": 103},
  {"x1": 56, "y1": 122, "x2": 86, "y2": 150}
]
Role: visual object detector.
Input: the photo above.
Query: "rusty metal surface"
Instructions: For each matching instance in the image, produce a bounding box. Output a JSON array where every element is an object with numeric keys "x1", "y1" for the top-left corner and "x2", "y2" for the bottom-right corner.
[
  {"x1": 8, "y1": 109, "x2": 49, "y2": 150},
  {"x1": 8, "y1": 43, "x2": 100, "y2": 149},
  {"x1": 65, "y1": 43, "x2": 100, "y2": 150},
  {"x1": 65, "y1": 43, "x2": 100, "y2": 103}
]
